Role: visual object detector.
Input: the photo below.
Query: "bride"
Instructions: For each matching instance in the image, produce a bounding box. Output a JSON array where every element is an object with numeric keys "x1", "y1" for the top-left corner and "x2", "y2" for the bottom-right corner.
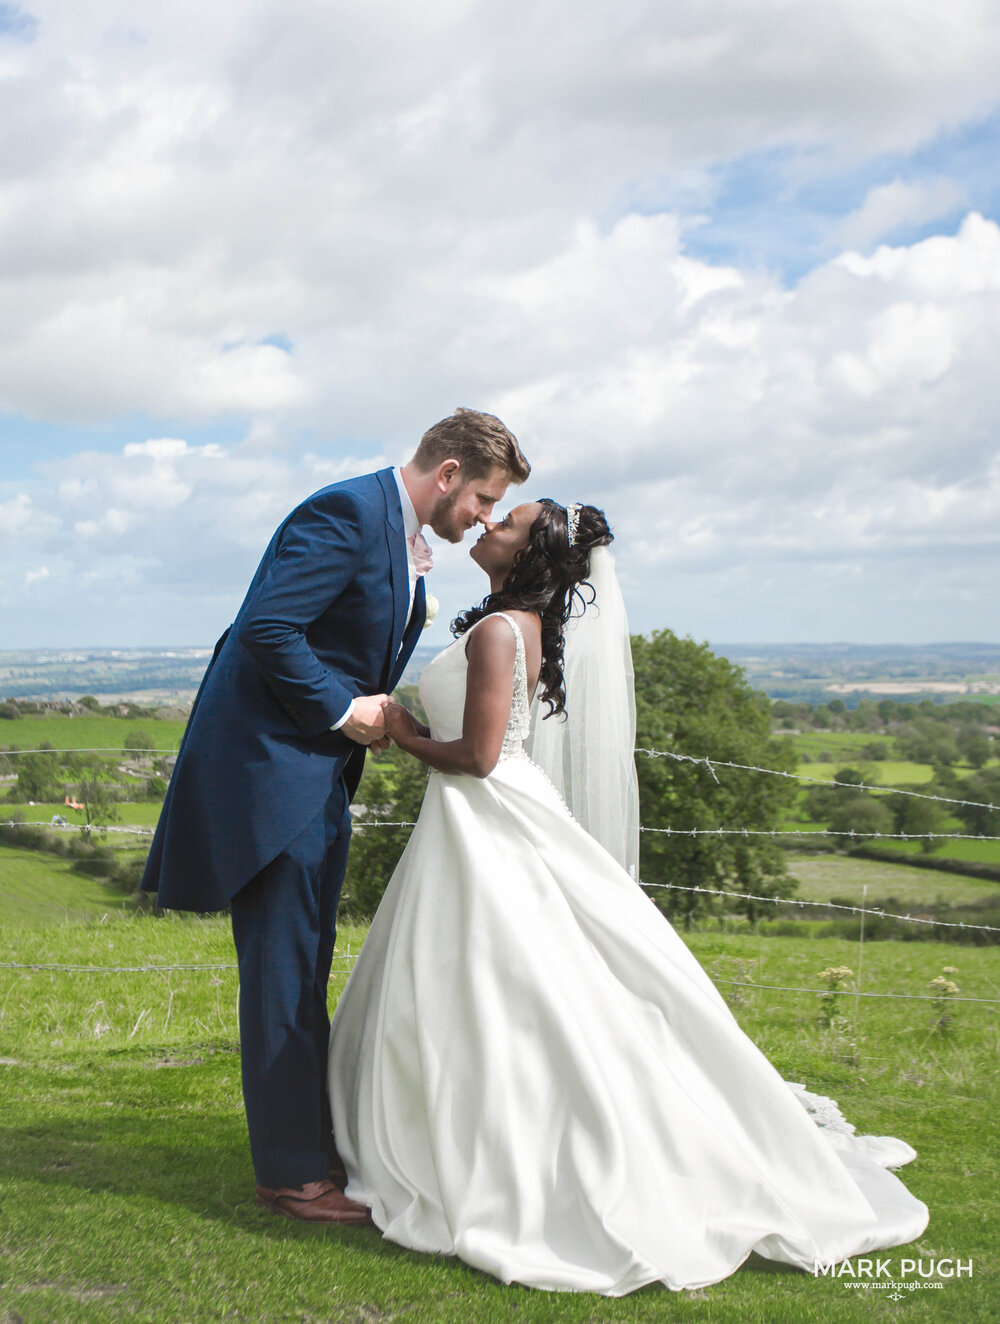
[{"x1": 327, "y1": 499, "x2": 929, "y2": 1296}]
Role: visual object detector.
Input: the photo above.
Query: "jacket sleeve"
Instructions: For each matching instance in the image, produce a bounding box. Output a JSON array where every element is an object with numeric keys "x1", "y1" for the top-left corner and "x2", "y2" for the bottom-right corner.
[{"x1": 236, "y1": 490, "x2": 367, "y2": 737}]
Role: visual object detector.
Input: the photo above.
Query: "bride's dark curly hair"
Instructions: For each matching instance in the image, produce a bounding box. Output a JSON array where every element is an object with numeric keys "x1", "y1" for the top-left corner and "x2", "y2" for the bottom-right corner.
[{"x1": 451, "y1": 500, "x2": 613, "y2": 719}]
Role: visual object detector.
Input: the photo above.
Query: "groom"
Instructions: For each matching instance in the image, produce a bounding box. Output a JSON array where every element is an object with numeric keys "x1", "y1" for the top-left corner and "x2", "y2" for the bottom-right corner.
[{"x1": 141, "y1": 408, "x2": 530, "y2": 1223}]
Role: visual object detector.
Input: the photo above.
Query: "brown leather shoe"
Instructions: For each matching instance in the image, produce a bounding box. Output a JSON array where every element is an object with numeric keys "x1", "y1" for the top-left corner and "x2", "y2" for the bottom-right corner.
[{"x1": 255, "y1": 1178, "x2": 372, "y2": 1225}]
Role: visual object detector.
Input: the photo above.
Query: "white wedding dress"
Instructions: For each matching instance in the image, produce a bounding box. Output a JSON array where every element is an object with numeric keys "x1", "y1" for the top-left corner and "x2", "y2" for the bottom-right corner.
[{"x1": 327, "y1": 614, "x2": 929, "y2": 1295}]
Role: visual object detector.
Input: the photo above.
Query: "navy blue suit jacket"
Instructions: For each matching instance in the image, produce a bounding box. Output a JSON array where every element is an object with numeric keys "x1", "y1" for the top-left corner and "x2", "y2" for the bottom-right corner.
[{"x1": 141, "y1": 468, "x2": 426, "y2": 912}]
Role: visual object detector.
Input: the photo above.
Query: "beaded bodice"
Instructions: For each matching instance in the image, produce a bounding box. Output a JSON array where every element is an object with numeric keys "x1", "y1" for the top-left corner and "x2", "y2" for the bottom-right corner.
[{"x1": 417, "y1": 611, "x2": 531, "y2": 765}]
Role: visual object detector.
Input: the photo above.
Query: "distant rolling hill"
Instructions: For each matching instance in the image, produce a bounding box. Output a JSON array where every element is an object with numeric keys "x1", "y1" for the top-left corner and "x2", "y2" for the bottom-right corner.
[
  {"x1": 2, "y1": 642, "x2": 998, "y2": 709},
  {"x1": 0, "y1": 645, "x2": 441, "y2": 706}
]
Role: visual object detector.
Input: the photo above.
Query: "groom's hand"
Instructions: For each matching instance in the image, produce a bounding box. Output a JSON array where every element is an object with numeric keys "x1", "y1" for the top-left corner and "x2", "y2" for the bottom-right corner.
[{"x1": 342, "y1": 694, "x2": 391, "y2": 746}]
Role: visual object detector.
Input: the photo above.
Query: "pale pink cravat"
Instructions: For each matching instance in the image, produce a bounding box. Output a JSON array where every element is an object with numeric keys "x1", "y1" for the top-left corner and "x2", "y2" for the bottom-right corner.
[{"x1": 408, "y1": 531, "x2": 433, "y2": 575}]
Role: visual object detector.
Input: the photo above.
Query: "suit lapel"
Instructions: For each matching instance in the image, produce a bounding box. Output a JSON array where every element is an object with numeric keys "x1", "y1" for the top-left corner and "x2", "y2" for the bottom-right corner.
[
  {"x1": 376, "y1": 469, "x2": 409, "y2": 685},
  {"x1": 389, "y1": 575, "x2": 426, "y2": 692}
]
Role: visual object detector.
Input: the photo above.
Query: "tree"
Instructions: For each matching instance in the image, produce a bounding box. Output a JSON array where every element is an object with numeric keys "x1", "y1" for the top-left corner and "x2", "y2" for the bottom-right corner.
[
  {"x1": 848, "y1": 699, "x2": 880, "y2": 732},
  {"x1": 802, "y1": 765, "x2": 907, "y2": 847},
  {"x1": 892, "y1": 794, "x2": 945, "y2": 854},
  {"x1": 956, "y1": 724, "x2": 990, "y2": 770},
  {"x1": 78, "y1": 762, "x2": 122, "y2": 838},
  {"x1": 11, "y1": 747, "x2": 60, "y2": 803},
  {"x1": 951, "y1": 767, "x2": 1000, "y2": 837},
  {"x1": 802, "y1": 765, "x2": 866, "y2": 823},
  {"x1": 122, "y1": 729, "x2": 157, "y2": 756},
  {"x1": 631, "y1": 630, "x2": 799, "y2": 926},
  {"x1": 859, "y1": 740, "x2": 889, "y2": 761},
  {"x1": 894, "y1": 719, "x2": 958, "y2": 766},
  {"x1": 827, "y1": 795, "x2": 894, "y2": 840}
]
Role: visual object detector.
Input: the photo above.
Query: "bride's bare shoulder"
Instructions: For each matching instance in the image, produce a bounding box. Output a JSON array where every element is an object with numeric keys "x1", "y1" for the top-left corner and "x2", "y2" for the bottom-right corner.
[
  {"x1": 464, "y1": 610, "x2": 539, "y2": 657},
  {"x1": 463, "y1": 613, "x2": 516, "y2": 655},
  {"x1": 497, "y1": 609, "x2": 542, "y2": 642}
]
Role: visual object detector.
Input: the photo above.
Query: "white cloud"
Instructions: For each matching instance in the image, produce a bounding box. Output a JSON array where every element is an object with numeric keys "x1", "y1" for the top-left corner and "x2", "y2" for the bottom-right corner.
[
  {"x1": 835, "y1": 211, "x2": 1000, "y2": 296},
  {"x1": 1, "y1": 1, "x2": 1000, "y2": 642},
  {"x1": 831, "y1": 301, "x2": 957, "y2": 398},
  {"x1": 837, "y1": 178, "x2": 966, "y2": 250},
  {"x1": 0, "y1": 493, "x2": 35, "y2": 539},
  {"x1": 0, "y1": 0, "x2": 998, "y2": 426},
  {"x1": 3, "y1": 210, "x2": 999, "y2": 643}
]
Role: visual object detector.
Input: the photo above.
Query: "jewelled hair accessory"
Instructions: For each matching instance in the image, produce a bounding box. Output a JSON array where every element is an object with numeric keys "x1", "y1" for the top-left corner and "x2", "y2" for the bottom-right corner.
[{"x1": 565, "y1": 502, "x2": 582, "y2": 546}]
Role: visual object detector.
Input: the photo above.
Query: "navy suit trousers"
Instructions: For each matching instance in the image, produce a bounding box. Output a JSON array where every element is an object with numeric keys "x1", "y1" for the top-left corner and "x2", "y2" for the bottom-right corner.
[{"x1": 230, "y1": 777, "x2": 352, "y2": 1189}]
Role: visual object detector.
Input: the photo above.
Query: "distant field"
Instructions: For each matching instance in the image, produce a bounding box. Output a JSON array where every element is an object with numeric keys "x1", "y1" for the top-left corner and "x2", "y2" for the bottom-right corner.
[
  {"x1": 784, "y1": 852, "x2": 1000, "y2": 905},
  {"x1": 0, "y1": 712, "x2": 187, "y2": 754},
  {"x1": 778, "y1": 731, "x2": 875, "y2": 760},
  {"x1": 868, "y1": 760, "x2": 945, "y2": 784},
  {"x1": 796, "y1": 757, "x2": 938, "y2": 784},
  {"x1": 788, "y1": 730, "x2": 996, "y2": 777},
  {"x1": 4, "y1": 801, "x2": 162, "y2": 830},
  {"x1": 860, "y1": 836, "x2": 1000, "y2": 866}
]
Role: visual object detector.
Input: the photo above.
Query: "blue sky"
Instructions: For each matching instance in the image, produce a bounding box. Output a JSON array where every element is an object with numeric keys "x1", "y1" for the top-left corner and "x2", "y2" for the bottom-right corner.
[
  {"x1": 2, "y1": 1, "x2": 999, "y2": 648},
  {"x1": 683, "y1": 127, "x2": 991, "y2": 279}
]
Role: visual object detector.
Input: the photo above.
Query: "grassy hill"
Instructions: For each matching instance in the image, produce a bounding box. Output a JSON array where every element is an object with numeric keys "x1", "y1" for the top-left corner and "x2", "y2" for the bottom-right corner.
[{"x1": 0, "y1": 842, "x2": 134, "y2": 925}]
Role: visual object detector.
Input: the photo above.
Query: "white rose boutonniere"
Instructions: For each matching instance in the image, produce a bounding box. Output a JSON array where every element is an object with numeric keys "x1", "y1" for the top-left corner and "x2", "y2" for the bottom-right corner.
[{"x1": 423, "y1": 591, "x2": 439, "y2": 629}]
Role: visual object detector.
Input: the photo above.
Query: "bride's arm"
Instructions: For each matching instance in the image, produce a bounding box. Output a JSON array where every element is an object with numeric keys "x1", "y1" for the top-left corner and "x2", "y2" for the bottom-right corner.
[{"x1": 382, "y1": 616, "x2": 516, "y2": 777}]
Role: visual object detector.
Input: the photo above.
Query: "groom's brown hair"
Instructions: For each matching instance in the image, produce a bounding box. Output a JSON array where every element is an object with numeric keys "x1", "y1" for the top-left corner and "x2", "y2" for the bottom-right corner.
[{"x1": 413, "y1": 408, "x2": 530, "y2": 484}]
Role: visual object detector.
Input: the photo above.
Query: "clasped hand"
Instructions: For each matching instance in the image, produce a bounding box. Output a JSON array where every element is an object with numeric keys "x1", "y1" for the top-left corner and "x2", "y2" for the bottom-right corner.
[
  {"x1": 342, "y1": 693, "x2": 393, "y2": 753},
  {"x1": 380, "y1": 698, "x2": 421, "y2": 746},
  {"x1": 341, "y1": 693, "x2": 421, "y2": 754}
]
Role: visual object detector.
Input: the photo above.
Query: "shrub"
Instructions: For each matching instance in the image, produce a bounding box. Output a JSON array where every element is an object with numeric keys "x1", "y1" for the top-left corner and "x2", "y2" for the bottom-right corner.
[{"x1": 122, "y1": 729, "x2": 157, "y2": 755}]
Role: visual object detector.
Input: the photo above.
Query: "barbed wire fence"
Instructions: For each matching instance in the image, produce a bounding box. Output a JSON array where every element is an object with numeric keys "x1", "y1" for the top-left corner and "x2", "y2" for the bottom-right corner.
[
  {"x1": 4, "y1": 742, "x2": 998, "y2": 807},
  {"x1": 2, "y1": 743, "x2": 999, "y2": 1022},
  {"x1": 0, "y1": 747, "x2": 176, "y2": 758},
  {"x1": 636, "y1": 747, "x2": 1000, "y2": 811},
  {"x1": 1, "y1": 955, "x2": 996, "y2": 1010}
]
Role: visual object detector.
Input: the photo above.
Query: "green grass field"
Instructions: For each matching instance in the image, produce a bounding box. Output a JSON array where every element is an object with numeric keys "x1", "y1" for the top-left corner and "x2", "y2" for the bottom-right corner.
[
  {"x1": 780, "y1": 732, "x2": 881, "y2": 761},
  {"x1": 864, "y1": 760, "x2": 931, "y2": 784},
  {"x1": 0, "y1": 711, "x2": 187, "y2": 756},
  {"x1": 0, "y1": 908, "x2": 995, "y2": 1323},
  {"x1": 0, "y1": 843, "x2": 133, "y2": 925},
  {"x1": 858, "y1": 836, "x2": 1000, "y2": 866},
  {"x1": 4, "y1": 801, "x2": 162, "y2": 830},
  {"x1": 0, "y1": 718, "x2": 995, "y2": 1316},
  {"x1": 795, "y1": 757, "x2": 989, "y2": 786},
  {"x1": 784, "y1": 852, "x2": 1000, "y2": 906}
]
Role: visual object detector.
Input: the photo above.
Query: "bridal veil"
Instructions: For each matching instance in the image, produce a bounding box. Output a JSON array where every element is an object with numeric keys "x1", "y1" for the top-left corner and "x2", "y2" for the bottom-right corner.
[{"x1": 525, "y1": 545, "x2": 641, "y2": 878}]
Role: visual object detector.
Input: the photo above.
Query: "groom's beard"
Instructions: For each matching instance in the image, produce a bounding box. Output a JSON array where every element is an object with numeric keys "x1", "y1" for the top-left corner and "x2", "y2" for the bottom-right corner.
[{"x1": 427, "y1": 489, "x2": 466, "y2": 544}]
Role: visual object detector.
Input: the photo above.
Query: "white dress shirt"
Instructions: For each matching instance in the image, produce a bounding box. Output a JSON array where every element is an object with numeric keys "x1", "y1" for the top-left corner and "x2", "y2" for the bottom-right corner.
[{"x1": 392, "y1": 465, "x2": 422, "y2": 628}]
